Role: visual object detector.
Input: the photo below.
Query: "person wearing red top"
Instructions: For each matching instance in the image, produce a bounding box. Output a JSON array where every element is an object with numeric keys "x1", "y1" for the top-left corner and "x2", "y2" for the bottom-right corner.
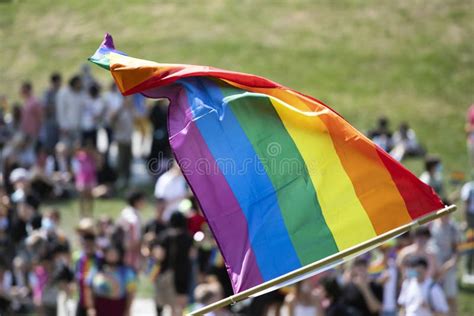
[
  {"x1": 19, "y1": 81, "x2": 43, "y2": 140},
  {"x1": 187, "y1": 199, "x2": 205, "y2": 236}
]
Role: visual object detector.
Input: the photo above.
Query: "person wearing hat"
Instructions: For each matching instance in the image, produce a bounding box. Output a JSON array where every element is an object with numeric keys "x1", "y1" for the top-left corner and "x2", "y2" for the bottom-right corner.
[
  {"x1": 9, "y1": 168, "x2": 31, "y2": 204},
  {"x1": 73, "y1": 218, "x2": 100, "y2": 316}
]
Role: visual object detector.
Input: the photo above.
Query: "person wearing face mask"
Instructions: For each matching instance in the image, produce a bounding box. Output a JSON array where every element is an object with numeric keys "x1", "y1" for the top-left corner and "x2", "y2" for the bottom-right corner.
[
  {"x1": 84, "y1": 244, "x2": 137, "y2": 316},
  {"x1": 398, "y1": 256, "x2": 449, "y2": 316}
]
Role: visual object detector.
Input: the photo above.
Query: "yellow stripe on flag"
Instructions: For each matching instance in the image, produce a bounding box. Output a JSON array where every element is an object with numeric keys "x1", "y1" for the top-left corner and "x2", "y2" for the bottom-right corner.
[{"x1": 270, "y1": 97, "x2": 377, "y2": 250}]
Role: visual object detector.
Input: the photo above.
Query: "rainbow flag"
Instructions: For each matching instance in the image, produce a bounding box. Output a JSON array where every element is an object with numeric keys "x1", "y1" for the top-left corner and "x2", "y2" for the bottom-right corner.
[{"x1": 90, "y1": 34, "x2": 444, "y2": 293}]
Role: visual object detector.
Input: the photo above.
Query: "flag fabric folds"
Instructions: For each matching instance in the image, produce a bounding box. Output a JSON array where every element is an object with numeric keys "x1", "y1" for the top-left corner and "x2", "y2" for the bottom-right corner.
[{"x1": 90, "y1": 34, "x2": 444, "y2": 294}]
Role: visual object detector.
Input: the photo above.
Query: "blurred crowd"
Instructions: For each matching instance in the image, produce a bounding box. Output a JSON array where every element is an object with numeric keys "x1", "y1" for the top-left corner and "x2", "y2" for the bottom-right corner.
[{"x1": 0, "y1": 66, "x2": 472, "y2": 316}]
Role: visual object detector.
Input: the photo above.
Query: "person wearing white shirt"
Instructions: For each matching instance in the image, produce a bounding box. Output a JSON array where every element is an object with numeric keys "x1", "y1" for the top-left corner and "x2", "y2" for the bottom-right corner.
[
  {"x1": 154, "y1": 161, "x2": 189, "y2": 222},
  {"x1": 398, "y1": 256, "x2": 449, "y2": 316},
  {"x1": 109, "y1": 95, "x2": 136, "y2": 188},
  {"x1": 118, "y1": 191, "x2": 146, "y2": 271},
  {"x1": 81, "y1": 84, "x2": 105, "y2": 148},
  {"x1": 102, "y1": 82, "x2": 123, "y2": 157},
  {"x1": 56, "y1": 76, "x2": 85, "y2": 150}
]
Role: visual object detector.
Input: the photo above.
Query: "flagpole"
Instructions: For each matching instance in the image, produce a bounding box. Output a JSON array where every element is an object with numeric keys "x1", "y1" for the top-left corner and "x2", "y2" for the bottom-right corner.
[{"x1": 188, "y1": 204, "x2": 456, "y2": 315}]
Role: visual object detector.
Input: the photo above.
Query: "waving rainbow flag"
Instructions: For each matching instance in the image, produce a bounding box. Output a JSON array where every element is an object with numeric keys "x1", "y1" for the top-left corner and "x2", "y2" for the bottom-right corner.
[{"x1": 90, "y1": 34, "x2": 444, "y2": 294}]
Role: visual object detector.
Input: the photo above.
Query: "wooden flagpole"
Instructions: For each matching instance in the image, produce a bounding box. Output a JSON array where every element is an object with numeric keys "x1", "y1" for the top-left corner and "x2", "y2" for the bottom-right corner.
[{"x1": 188, "y1": 204, "x2": 457, "y2": 315}]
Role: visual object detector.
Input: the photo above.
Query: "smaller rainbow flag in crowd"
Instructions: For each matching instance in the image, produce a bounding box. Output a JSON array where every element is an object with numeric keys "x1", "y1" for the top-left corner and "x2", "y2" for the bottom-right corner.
[{"x1": 90, "y1": 34, "x2": 444, "y2": 294}]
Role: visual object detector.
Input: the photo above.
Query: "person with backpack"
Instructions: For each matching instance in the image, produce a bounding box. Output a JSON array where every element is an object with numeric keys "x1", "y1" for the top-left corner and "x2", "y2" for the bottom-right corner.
[{"x1": 398, "y1": 256, "x2": 449, "y2": 316}]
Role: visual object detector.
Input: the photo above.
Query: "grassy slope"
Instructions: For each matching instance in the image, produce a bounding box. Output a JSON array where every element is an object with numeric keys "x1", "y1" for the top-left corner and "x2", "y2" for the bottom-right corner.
[
  {"x1": 1, "y1": 0, "x2": 473, "y2": 313},
  {"x1": 1, "y1": 0, "x2": 473, "y2": 174}
]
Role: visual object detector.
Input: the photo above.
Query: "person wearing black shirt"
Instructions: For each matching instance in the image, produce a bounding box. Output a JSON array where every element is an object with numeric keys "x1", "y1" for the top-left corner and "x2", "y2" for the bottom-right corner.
[
  {"x1": 143, "y1": 198, "x2": 167, "y2": 237},
  {"x1": 318, "y1": 274, "x2": 352, "y2": 316},
  {"x1": 156, "y1": 211, "x2": 194, "y2": 316},
  {"x1": 148, "y1": 99, "x2": 171, "y2": 173},
  {"x1": 342, "y1": 257, "x2": 383, "y2": 316}
]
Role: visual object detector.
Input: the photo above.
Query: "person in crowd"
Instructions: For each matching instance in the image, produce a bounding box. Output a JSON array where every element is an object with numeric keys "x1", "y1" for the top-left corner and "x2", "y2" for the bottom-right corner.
[
  {"x1": 29, "y1": 144, "x2": 56, "y2": 198},
  {"x1": 368, "y1": 116, "x2": 393, "y2": 152},
  {"x1": 461, "y1": 177, "x2": 474, "y2": 277},
  {"x1": 390, "y1": 122, "x2": 425, "y2": 161},
  {"x1": 0, "y1": 110, "x2": 13, "y2": 160},
  {"x1": 109, "y1": 95, "x2": 136, "y2": 189},
  {"x1": 284, "y1": 278, "x2": 323, "y2": 316},
  {"x1": 96, "y1": 215, "x2": 114, "y2": 252},
  {"x1": 375, "y1": 243, "x2": 400, "y2": 316},
  {"x1": 73, "y1": 139, "x2": 100, "y2": 217},
  {"x1": 192, "y1": 278, "x2": 226, "y2": 316},
  {"x1": 79, "y1": 64, "x2": 97, "y2": 91},
  {"x1": 398, "y1": 256, "x2": 449, "y2": 316},
  {"x1": 154, "y1": 161, "x2": 190, "y2": 221},
  {"x1": 155, "y1": 211, "x2": 194, "y2": 316},
  {"x1": 144, "y1": 197, "x2": 167, "y2": 237},
  {"x1": 12, "y1": 194, "x2": 43, "y2": 247},
  {"x1": 419, "y1": 155, "x2": 445, "y2": 199},
  {"x1": 10, "y1": 256, "x2": 33, "y2": 314},
  {"x1": 2, "y1": 135, "x2": 36, "y2": 188},
  {"x1": 41, "y1": 73, "x2": 61, "y2": 154},
  {"x1": 145, "y1": 239, "x2": 165, "y2": 316},
  {"x1": 6, "y1": 103, "x2": 22, "y2": 137},
  {"x1": 74, "y1": 218, "x2": 100, "y2": 316},
  {"x1": 341, "y1": 257, "x2": 383, "y2": 316},
  {"x1": 132, "y1": 93, "x2": 149, "y2": 157},
  {"x1": 0, "y1": 260, "x2": 13, "y2": 315},
  {"x1": 19, "y1": 81, "x2": 43, "y2": 142},
  {"x1": 248, "y1": 287, "x2": 286, "y2": 316},
  {"x1": 0, "y1": 95, "x2": 7, "y2": 117},
  {"x1": 398, "y1": 226, "x2": 438, "y2": 279},
  {"x1": 30, "y1": 237, "x2": 73, "y2": 316},
  {"x1": 85, "y1": 244, "x2": 137, "y2": 316},
  {"x1": 187, "y1": 197, "x2": 205, "y2": 237},
  {"x1": 41, "y1": 209, "x2": 71, "y2": 264},
  {"x1": 316, "y1": 274, "x2": 349, "y2": 316},
  {"x1": 81, "y1": 84, "x2": 105, "y2": 148},
  {"x1": 102, "y1": 82, "x2": 123, "y2": 159},
  {"x1": 466, "y1": 103, "x2": 474, "y2": 168},
  {"x1": 429, "y1": 215, "x2": 460, "y2": 315},
  {"x1": 462, "y1": 175, "x2": 474, "y2": 229},
  {"x1": 56, "y1": 75, "x2": 85, "y2": 152},
  {"x1": 148, "y1": 98, "x2": 171, "y2": 171},
  {"x1": 0, "y1": 202, "x2": 15, "y2": 266},
  {"x1": 50, "y1": 142, "x2": 74, "y2": 198},
  {"x1": 118, "y1": 190, "x2": 146, "y2": 270}
]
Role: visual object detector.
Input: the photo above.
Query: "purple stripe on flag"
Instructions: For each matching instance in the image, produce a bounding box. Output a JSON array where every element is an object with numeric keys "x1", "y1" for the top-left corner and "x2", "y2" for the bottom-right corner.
[{"x1": 143, "y1": 85, "x2": 264, "y2": 292}]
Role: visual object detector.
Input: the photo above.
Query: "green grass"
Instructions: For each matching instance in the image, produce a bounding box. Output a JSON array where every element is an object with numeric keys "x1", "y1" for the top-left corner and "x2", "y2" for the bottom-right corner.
[
  {"x1": 1, "y1": 0, "x2": 473, "y2": 175},
  {"x1": 1, "y1": 0, "x2": 474, "y2": 313}
]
